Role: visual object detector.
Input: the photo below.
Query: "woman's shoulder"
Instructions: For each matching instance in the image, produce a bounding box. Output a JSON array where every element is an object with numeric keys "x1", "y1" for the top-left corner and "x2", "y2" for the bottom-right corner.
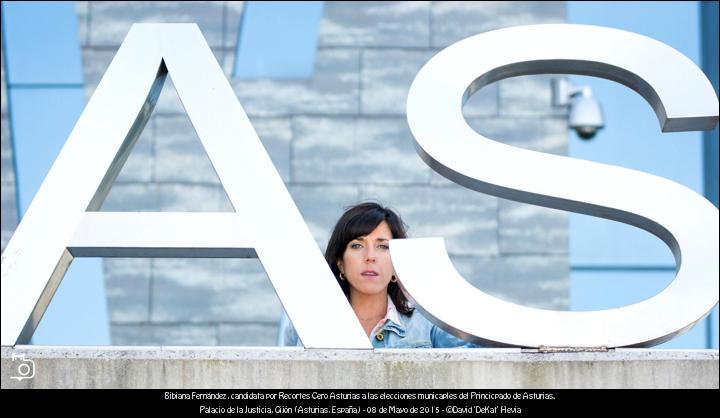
[
  {"x1": 398, "y1": 308, "x2": 433, "y2": 330},
  {"x1": 399, "y1": 308, "x2": 485, "y2": 348},
  {"x1": 396, "y1": 308, "x2": 435, "y2": 343}
]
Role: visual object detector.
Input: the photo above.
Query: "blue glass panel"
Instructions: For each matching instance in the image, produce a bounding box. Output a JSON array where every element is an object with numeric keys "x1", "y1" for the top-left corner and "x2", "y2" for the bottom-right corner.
[
  {"x1": 32, "y1": 258, "x2": 111, "y2": 345},
  {"x1": 570, "y1": 270, "x2": 706, "y2": 348},
  {"x1": 4, "y1": 1, "x2": 109, "y2": 345},
  {"x1": 234, "y1": 1, "x2": 323, "y2": 79},
  {"x1": 1, "y1": 1, "x2": 83, "y2": 85}
]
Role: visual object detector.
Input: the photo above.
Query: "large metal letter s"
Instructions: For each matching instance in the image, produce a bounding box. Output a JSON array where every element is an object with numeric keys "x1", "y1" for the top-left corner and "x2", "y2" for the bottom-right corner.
[{"x1": 392, "y1": 24, "x2": 719, "y2": 348}]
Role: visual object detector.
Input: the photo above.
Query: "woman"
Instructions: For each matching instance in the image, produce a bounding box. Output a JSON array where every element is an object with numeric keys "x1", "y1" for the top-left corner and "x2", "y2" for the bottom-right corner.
[{"x1": 281, "y1": 202, "x2": 484, "y2": 348}]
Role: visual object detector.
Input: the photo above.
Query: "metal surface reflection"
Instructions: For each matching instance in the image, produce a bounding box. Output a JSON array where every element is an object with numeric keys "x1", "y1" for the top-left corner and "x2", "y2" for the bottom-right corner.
[{"x1": 395, "y1": 24, "x2": 719, "y2": 348}]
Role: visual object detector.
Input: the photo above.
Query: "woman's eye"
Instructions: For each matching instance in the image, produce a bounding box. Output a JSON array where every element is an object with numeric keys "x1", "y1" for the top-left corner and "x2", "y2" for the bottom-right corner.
[
  {"x1": 350, "y1": 243, "x2": 362, "y2": 249},
  {"x1": 378, "y1": 245, "x2": 390, "y2": 250}
]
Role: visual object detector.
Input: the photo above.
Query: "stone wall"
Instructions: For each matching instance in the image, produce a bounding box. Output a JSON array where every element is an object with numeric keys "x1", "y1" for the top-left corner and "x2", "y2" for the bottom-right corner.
[{"x1": 2, "y1": 347, "x2": 717, "y2": 389}]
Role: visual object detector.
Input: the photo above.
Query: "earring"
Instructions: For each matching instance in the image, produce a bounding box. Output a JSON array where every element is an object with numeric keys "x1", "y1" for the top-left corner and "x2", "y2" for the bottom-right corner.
[
  {"x1": 339, "y1": 272, "x2": 346, "y2": 281},
  {"x1": 391, "y1": 275, "x2": 398, "y2": 283}
]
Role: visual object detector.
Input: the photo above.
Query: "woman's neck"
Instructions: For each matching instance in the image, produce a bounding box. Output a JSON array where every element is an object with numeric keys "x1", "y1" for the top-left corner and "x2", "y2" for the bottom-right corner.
[{"x1": 349, "y1": 291, "x2": 388, "y2": 322}]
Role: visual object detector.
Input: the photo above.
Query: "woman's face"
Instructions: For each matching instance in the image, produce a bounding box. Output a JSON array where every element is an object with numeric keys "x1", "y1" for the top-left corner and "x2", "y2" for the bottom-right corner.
[{"x1": 337, "y1": 221, "x2": 396, "y2": 298}]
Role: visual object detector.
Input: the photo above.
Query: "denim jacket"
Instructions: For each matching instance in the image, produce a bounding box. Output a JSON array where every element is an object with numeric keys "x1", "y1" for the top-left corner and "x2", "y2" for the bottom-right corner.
[{"x1": 280, "y1": 295, "x2": 486, "y2": 349}]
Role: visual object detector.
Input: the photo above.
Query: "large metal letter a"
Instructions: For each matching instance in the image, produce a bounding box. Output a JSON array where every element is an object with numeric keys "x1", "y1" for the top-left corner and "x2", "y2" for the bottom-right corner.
[{"x1": 0, "y1": 24, "x2": 372, "y2": 349}]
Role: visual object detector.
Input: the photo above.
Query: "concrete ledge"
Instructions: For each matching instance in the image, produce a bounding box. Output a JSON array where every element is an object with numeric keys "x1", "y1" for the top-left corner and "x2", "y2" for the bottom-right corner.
[{"x1": 1, "y1": 346, "x2": 718, "y2": 389}]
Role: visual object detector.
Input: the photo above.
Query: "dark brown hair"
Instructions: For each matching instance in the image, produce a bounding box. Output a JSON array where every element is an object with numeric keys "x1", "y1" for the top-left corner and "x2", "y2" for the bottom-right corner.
[{"x1": 325, "y1": 201, "x2": 415, "y2": 315}]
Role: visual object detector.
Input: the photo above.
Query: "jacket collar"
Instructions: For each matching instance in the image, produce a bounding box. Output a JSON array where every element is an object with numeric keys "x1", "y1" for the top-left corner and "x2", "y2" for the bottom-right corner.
[{"x1": 380, "y1": 294, "x2": 406, "y2": 338}]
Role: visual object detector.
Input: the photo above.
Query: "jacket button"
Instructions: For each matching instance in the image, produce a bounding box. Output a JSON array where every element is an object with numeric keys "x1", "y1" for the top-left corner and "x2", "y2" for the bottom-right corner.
[{"x1": 375, "y1": 332, "x2": 384, "y2": 341}]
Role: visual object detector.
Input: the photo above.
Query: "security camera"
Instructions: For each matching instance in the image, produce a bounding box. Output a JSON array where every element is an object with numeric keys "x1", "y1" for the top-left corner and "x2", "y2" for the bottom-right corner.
[
  {"x1": 552, "y1": 79, "x2": 604, "y2": 140},
  {"x1": 568, "y1": 87, "x2": 604, "y2": 140}
]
